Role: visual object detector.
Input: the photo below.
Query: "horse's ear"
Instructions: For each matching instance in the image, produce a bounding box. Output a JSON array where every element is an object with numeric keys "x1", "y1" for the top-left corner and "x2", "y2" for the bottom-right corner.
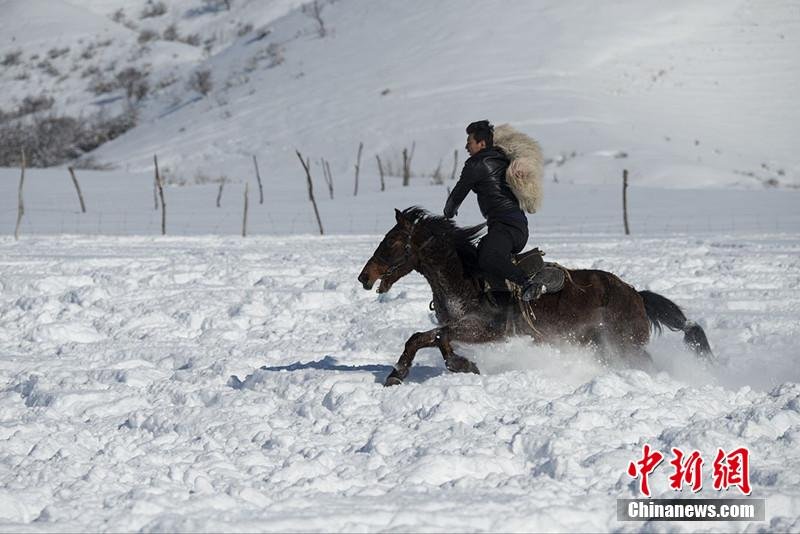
[{"x1": 394, "y1": 208, "x2": 403, "y2": 224}]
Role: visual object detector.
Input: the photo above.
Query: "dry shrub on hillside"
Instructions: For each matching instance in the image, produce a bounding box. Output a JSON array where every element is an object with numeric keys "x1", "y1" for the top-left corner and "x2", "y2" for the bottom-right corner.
[
  {"x1": 89, "y1": 75, "x2": 117, "y2": 95},
  {"x1": 141, "y1": 1, "x2": 167, "y2": 18},
  {"x1": 37, "y1": 59, "x2": 60, "y2": 77},
  {"x1": 180, "y1": 33, "x2": 201, "y2": 47},
  {"x1": 116, "y1": 67, "x2": 150, "y2": 102},
  {"x1": 203, "y1": 0, "x2": 232, "y2": 12},
  {"x1": 2, "y1": 50, "x2": 22, "y2": 66},
  {"x1": 138, "y1": 29, "x2": 159, "y2": 45},
  {"x1": 47, "y1": 47, "x2": 70, "y2": 60},
  {"x1": 302, "y1": 0, "x2": 327, "y2": 38},
  {"x1": 162, "y1": 24, "x2": 179, "y2": 41},
  {"x1": 188, "y1": 69, "x2": 213, "y2": 96},
  {"x1": 0, "y1": 110, "x2": 137, "y2": 167}
]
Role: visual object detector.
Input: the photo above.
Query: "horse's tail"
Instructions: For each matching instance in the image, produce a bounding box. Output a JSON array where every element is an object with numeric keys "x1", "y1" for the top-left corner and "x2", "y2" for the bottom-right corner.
[{"x1": 638, "y1": 290, "x2": 713, "y2": 359}]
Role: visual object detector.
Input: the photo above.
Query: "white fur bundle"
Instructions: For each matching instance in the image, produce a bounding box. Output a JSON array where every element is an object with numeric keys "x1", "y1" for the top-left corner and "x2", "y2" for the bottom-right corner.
[{"x1": 493, "y1": 124, "x2": 543, "y2": 213}]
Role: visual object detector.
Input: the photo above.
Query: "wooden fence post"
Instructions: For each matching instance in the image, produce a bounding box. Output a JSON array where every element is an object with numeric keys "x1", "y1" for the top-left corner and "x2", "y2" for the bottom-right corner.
[
  {"x1": 327, "y1": 159, "x2": 334, "y2": 199},
  {"x1": 252, "y1": 155, "x2": 264, "y2": 205},
  {"x1": 321, "y1": 158, "x2": 334, "y2": 199},
  {"x1": 432, "y1": 158, "x2": 443, "y2": 184},
  {"x1": 154, "y1": 155, "x2": 166, "y2": 235},
  {"x1": 153, "y1": 161, "x2": 159, "y2": 210},
  {"x1": 353, "y1": 141, "x2": 363, "y2": 196},
  {"x1": 450, "y1": 149, "x2": 459, "y2": 180},
  {"x1": 296, "y1": 150, "x2": 324, "y2": 235},
  {"x1": 67, "y1": 167, "x2": 87, "y2": 213},
  {"x1": 242, "y1": 182, "x2": 249, "y2": 237},
  {"x1": 402, "y1": 141, "x2": 415, "y2": 186},
  {"x1": 623, "y1": 169, "x2": 630, "y2": 235},
  {"x1": 216, "y1": 178, "x2": 225, "y2": 208},
  {"x1": 402, "y1": 148, "x2": 409, "y2": 186},
  {"x1": 376, "y1": 155, "x2": 385, "y2": 192},
  {"x1": 14, "y1": 149, "x2": 25, "y2": 241}
]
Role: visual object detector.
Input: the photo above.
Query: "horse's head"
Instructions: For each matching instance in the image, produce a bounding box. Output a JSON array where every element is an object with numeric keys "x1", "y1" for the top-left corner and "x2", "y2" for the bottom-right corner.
[{"x1": 358, "y1": 208, "x2": 428, "y2": 293}]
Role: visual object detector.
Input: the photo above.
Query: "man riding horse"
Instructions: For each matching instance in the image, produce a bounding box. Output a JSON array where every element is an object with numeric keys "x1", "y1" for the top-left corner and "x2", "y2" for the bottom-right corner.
[
  {"x1": 358, "y1": 123, "x2": 712, "y2": 385},
  {"x1": 444, "y1": 120, "x2": 543, "y2": 301}
]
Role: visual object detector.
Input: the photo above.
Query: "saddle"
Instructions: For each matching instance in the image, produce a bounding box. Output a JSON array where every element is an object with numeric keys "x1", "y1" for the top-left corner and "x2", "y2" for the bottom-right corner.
[{"x1": 480, "y1": 248, "x2": 566, "y2": 297}]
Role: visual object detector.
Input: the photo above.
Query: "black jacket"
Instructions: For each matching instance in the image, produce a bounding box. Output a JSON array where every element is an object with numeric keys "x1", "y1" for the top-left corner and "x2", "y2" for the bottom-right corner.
[{"x1": 443, "y1": 147, "x2": 523, "y2": 221}]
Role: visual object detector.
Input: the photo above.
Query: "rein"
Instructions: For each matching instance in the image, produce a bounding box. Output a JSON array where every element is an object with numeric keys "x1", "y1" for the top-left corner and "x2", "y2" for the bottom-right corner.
[{"x1": 509, "y1": 284, "x2": 544, "y2": 338}]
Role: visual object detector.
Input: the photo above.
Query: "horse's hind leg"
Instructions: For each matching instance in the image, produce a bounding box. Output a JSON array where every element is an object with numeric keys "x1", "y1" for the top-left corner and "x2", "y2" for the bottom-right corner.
[
  {"x1": 590, "y1": 326, "x2": 654, "y2": 371},
  {"x1": 436, "y1": 316, "x2": 508, "y2": 374},
  {"x1": 434, "y1": 327, "x2": 480, "y2": 375}
]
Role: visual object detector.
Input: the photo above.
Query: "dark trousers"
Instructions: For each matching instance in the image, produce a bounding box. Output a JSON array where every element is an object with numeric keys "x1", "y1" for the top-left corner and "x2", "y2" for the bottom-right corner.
[{"x1": 477, "y1": 217, "x2": 529, "y2": 286}]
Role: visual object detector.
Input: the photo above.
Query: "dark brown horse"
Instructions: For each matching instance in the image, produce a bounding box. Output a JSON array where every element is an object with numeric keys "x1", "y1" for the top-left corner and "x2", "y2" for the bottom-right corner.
[{"x1": 358, "y1": 207, "x2": 712, "y2": 386}]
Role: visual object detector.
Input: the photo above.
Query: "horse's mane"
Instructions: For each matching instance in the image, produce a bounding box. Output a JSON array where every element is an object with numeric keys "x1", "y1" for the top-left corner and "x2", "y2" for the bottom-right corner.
[{"x1": 401, "y1": 207, "x2": 485, "y2": 273}]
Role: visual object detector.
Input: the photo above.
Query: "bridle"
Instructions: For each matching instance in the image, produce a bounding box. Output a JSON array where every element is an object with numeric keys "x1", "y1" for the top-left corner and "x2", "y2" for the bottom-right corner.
[{"x1": 374, "y1": 217, "x2": 434, "y2": 277}]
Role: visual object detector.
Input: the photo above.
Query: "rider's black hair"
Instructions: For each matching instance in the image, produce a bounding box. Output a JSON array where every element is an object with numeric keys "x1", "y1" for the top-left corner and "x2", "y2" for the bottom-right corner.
[{"x1": 466, "y1": 120, "x2": 494, "y2": 147}]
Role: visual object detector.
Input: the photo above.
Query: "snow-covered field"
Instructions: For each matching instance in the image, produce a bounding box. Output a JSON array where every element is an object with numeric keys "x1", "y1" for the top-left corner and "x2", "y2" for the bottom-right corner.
[{"x1": 1, "y1": 231, "x2": 799, "y2": 532}]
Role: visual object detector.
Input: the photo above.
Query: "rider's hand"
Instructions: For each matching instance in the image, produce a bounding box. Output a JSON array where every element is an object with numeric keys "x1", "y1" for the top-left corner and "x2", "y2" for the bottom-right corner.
[{"x1": 443, "y1": 200, "x2": 457, "y2": 219}]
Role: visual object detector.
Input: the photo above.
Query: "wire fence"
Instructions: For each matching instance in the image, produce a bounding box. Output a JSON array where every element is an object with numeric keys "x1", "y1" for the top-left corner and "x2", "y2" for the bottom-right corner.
[
  {"x1": 2, "y1": 206, "x2": 797, "y2": 238},
  {"x1": 2, "y1": 168, "x2": 798, "y2": 238}
]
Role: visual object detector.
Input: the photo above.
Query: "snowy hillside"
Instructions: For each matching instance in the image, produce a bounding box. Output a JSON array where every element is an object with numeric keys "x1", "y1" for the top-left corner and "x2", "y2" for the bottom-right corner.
[{"x1": 1, "y1": 0, "x2": 798, "y2": 190}]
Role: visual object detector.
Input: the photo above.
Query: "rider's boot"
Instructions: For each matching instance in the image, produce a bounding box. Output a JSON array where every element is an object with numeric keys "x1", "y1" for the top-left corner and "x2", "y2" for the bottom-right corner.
[{"x1": 521, "y1": 278, "x2": 545, "y2": 302}]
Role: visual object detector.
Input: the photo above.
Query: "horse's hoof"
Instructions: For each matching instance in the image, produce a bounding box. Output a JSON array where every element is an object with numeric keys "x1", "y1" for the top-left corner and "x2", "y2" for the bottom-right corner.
[
  {"x1": 446, "y1": 356, "x2": 480, "y2": 375},
  {"x1": 384, "y1": 367, "x2": 407, "y2": 387},
  {"x1": 384, "y1": 376, "x2": 403, "y2": 387}
]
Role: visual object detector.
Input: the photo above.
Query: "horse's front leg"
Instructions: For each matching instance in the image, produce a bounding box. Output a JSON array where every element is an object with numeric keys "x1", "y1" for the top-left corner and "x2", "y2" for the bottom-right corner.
[
  {"x1": 384, "y1": 316, "x2": 500, "y2": 386},
  {"x1": 385, "y1": 329, "x2": 442, "y2": 386}
]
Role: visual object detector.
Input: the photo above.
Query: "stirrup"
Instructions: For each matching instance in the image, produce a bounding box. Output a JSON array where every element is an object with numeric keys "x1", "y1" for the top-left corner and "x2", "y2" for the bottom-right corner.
[{"x1": 522, "y1": 281, "x2": 545, "y2": 302}]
